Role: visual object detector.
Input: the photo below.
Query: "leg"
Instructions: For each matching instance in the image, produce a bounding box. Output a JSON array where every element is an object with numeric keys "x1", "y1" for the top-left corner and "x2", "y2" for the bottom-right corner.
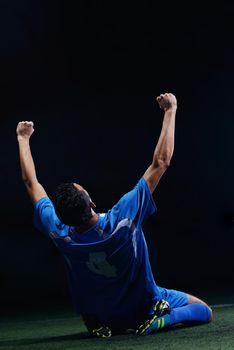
[
  {"x1": 169, "y1": 292, "x2": 213, "y2": 326},
  {"x1": 136, "y1": 289, "x2": 213, "y2": 336},
  {"x1": 187, "y1": 293, "x2": 213, "y2": 320},
  {"x1": 158, "y1": 287, "x2": 213, "y2": 322}
]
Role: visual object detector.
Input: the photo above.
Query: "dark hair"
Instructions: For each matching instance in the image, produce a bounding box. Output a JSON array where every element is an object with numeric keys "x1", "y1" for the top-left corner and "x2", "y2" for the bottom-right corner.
[{"x1": 53, "y1": 183, "x2": 92, "y2": 226}]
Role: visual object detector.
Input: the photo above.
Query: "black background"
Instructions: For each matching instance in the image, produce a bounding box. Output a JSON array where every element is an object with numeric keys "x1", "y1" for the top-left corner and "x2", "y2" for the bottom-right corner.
[{"x1": 0, "y1": 1, "x2": 234, "y2": 315}]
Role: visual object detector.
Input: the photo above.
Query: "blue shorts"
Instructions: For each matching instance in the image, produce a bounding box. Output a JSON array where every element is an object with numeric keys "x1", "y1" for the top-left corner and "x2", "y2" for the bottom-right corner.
[{"x1": 157, "y1": 286, "x2": 189, "y2": 308}]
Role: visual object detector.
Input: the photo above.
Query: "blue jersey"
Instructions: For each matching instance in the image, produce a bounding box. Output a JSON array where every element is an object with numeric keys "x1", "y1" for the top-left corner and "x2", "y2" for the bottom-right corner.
[{"x1": 34, "y1": 177, "x2": 161, "y2": 329}]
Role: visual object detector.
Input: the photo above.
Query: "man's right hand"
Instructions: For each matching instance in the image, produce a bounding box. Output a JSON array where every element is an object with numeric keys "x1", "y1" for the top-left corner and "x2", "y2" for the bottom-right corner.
[
  {"x1": 156, "y1": 93, "x2": 177, "y2": 112},
  {"x1": 16, "y1": 121, "x2": 34, "y2": 140}
]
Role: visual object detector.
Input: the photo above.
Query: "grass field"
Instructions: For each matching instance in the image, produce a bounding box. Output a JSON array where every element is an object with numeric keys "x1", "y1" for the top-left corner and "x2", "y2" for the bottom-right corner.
[{"x1": 1, "y1": 305, "x2": 234, "y2": 350}]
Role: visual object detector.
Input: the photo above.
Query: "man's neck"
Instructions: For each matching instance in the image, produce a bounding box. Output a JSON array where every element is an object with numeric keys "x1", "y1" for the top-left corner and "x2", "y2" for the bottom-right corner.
[{"x1": 75, "y1": 212, "x2": 99, "y2": 234}]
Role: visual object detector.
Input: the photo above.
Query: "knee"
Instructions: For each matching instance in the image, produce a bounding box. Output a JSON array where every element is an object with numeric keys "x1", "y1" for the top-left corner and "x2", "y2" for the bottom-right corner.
[
  {"x1": 191, "y1": 303, "x2": 213, "y2": 323},
  {"x1": 198, "y1": 304, "x2": 213, "y2": 323},
  {"x1": 187, "y1": 294, "x2": 213, "y2": 322},
  {"x1": 196, "y1": 304, "x2": 213, "y2": 323},
  {"x1": 208, "y1": 306, "x2": 213, "y2": 322}
]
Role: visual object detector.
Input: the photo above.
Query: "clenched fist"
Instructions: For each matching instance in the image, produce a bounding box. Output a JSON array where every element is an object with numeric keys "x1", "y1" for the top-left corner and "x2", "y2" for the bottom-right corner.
[
  {"x1": 156, "y1": 93, "x2": 177, "y2": 111},
  {"x1": 16, "y1": 121, "x2": 34, "y2": 140}
]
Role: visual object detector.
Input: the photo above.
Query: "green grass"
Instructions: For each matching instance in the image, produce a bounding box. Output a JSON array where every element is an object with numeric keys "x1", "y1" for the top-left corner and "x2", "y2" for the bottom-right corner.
[{"x1": 0, "y1": 306, "x2": 234, "y2": 350}]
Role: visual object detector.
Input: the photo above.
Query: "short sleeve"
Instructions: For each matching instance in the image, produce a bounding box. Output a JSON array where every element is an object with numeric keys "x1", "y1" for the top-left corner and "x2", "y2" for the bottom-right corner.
[
  {"x1": 33, "y1": 197, "x2": 61, "y2": 237},
  {"x1": 107, "y1": 177, "x2": 156, "y2": 227}
]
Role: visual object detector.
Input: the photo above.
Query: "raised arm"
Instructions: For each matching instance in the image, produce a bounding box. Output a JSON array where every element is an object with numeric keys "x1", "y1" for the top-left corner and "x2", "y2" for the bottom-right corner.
[
  {"x1": 16, "y1": 121, "x2": 47, "y2": 203},
  {"x1": 143, "y1": 93, "x2": 177, "y2": 193}
]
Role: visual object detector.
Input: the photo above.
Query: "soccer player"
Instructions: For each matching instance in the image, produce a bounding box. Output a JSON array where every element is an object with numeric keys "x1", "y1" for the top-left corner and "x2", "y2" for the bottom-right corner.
[{"x1": 16, "y1": 93, "x2": 213, "y2": 337}]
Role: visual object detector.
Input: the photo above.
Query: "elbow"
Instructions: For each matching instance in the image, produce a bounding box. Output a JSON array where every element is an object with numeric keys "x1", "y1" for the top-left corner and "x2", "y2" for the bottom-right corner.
[
  {"x1": 161, "y1": 159, "x2": 171, "y2": 169},
  {"x1": 23, "y1": 178, "x2": 38, "y2": 188},
  {"x1": 153, "y1": 157, "x2": 171, "y2": 170},
  {"x1": 23, "y1": 178, "x2": 32, "y2": 187}
]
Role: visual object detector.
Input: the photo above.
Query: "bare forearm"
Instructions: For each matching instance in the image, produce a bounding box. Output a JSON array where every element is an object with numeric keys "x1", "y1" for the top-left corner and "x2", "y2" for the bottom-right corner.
[
  {"x1": 152, "y1": 107, "x2": 176, "y2": 167},
  {"x1": 143, "y1": 93, "x2": 177, "y2": 193},
  {"x1": 16, "y1": 121, "x2": 47, "y2": 203},
  {"x1": 17, "y1": 136, "x2": 38, "y2": 186}
]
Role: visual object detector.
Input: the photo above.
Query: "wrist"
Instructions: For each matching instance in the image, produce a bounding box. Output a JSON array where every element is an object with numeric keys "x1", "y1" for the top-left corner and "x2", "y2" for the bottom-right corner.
[
  {"x1": 17, "y1": 135, "x2": 30, "y2": 142},
  {"x1": 165, "y1": 106, "x2": 177, "y2": 113}
]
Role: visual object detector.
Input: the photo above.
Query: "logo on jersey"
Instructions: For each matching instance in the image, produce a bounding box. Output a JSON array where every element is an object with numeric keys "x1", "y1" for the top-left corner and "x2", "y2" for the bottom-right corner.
[{"x1": 86, "y1": 252, "x2": 117, "y2": 278}]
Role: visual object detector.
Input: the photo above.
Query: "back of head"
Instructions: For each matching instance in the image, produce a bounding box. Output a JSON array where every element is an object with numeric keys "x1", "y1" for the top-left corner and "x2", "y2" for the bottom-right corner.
[{"x1": 53, "y1": 183, "x2": 92, "y2": 227}]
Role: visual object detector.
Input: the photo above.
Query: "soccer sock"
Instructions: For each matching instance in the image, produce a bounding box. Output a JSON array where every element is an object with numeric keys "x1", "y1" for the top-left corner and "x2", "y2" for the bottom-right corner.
[{"x1": 170, "y1": 304, "x2": 212, "y2": 325}]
